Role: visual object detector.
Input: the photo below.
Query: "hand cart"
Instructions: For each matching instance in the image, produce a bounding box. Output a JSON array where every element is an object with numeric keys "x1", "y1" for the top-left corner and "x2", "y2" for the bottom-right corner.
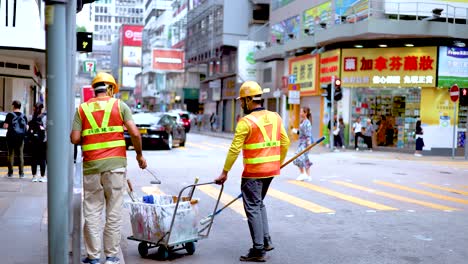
[{"x1": 126, "y1": 181, "x2": 223, "y2": 259}]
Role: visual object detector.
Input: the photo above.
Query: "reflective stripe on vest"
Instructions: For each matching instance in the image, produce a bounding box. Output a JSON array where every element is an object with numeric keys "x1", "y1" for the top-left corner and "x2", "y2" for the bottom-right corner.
[{"x1": 81, "y1": 140, "x2": 126, "y2": 151}]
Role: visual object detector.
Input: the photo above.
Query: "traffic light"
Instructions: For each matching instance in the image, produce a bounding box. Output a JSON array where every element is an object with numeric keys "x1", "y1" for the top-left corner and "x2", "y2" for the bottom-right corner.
[
  {"x1": 334, "y1": 78, "x2": 342, "y2": 101},
  {"x1": 323, "y1": 84, "x2": 332, "y2": 101},
  {"x1": 460, "y1": 88, "x2": 468, "y2": 106},
  {"x1": 136, "y1": 102, "x2": 142, "y2": 109}
]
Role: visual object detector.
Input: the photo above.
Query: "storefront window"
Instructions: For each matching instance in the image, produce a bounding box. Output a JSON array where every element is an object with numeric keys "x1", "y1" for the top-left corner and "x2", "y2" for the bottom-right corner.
[{"x1": 350, "y1": 87, "x2": 421, "y2": 149}]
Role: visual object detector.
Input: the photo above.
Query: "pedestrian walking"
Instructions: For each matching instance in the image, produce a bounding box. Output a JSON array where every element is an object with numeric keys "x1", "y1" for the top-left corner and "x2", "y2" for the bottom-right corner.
[
  {"x1": 414, "y1": 120, "x2": 424, "y2": 157},
  {"x1": 338, "y1": 117, "x2": 345, "y2": 149},
  {"x1": 363, "y1": 118, "x2": 375, "y2": 151},
  {"x1": 3, "y1": 100, "x2": 28, "y2": 178},
  {"x1": 28, "y1": 102, "x2": 47, "y2": 182},
  {"x1": 214, "y1": 81, "x2": 290, "y2": 262},
  {"x1": 70, "y1": 72, "x2": 147, "y2": 264},
  {"x1": 291, "y1": 107, "x2": 313, "y2": 181},
  {"x1": 352, "y1": 117, "x2": 364, "y2": 151},
  {"x1": 210, "y1": 112, "x2": 217, "y2": 131}
]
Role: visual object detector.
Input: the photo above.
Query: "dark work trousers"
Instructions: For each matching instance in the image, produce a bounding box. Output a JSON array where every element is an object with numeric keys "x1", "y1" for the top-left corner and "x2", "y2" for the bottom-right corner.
[
  {"x1": 241, "y1": 177, "x2": 273, "y2": 250},
  {"x1": 7, "y1": 137, "x2": 24, "y2": 175},
  {"x1": 364, "y1": 135, "x2": 373, "y2": 149},
  {"x1": 354, "y1": 132, "x2": 364, "y2": 149},
  {"x1": 334, "y1": 134, "x2": 343, "y2": 148},
  {"x1": 31, "y1": 141, "x2": 47, "y2": 176}
]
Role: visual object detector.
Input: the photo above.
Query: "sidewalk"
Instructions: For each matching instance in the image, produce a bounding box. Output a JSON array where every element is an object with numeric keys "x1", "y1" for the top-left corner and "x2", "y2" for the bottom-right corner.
[{"x1": 0, "y1": 171, "x2": 126, "y2": 264}]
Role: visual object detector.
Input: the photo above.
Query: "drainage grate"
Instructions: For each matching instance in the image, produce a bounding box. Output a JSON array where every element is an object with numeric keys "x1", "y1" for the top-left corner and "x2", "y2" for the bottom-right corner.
[
  {"x1": 439, "y1": 171, "x2": 452, "y2": 175},
  {"x1": 392, "y1": 172, "x2": 407, "y2": 175}
]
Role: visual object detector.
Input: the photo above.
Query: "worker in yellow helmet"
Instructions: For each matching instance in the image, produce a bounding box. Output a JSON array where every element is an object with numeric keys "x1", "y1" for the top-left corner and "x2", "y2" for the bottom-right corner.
[
  {"x1": 70, "y1": 72, "x2": 147, "y2": 264},
  {"x1": 215, "y1": 81, "x2": 290, "y2": 262}
]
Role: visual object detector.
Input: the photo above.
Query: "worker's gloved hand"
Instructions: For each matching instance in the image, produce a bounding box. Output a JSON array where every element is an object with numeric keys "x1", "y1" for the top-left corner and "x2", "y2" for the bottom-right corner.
[{"x1": 291, "y1": 128, "x2": 298, "y2": 134}]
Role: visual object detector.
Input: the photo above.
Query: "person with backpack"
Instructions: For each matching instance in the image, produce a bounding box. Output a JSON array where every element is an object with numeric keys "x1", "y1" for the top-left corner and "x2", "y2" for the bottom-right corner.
[
  {"x1": 28, "y1": 102, "x2": 47, "y2": 182},
  {"x1": 3, "y1": 100, "x2": 28, "y2": 178}
]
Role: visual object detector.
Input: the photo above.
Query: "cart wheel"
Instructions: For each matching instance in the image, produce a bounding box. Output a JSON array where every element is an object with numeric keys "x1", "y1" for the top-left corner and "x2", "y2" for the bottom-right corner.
[
  {"x1": 138, "y1": 242, "x2": 148, "y2": 257},
  {"x1": 185, "y1": 242, "x2": 196, "y2": 255},
  {"x1": 157, "y1": 245, "x2": 169, "y2": 259}
]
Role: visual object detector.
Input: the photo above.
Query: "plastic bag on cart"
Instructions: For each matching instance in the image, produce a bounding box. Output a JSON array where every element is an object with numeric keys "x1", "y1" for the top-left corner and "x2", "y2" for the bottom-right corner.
[{"x1": 125, "y1": 195, "x2": 200, "y2": 245}]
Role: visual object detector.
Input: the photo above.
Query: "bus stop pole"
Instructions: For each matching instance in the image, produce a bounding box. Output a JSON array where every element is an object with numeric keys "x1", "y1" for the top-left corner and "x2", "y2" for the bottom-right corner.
[{"x1": 45, "y1": 1, "x2": 70, "y2": 263}]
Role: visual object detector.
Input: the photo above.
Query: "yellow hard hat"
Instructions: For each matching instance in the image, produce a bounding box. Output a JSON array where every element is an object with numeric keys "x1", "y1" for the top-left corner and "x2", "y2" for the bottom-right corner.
[
  {"x1": 91, "y1": 72, "x2": 119, "y2": 94},
  {"x1": 238, "y1": 81, "x2": 263, "y2": 99}
]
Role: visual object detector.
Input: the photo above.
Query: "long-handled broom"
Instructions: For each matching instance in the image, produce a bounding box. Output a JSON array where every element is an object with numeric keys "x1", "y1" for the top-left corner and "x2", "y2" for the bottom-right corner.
[{"x1": 199, "y1": 136, "x2": 325, "y2": 225}]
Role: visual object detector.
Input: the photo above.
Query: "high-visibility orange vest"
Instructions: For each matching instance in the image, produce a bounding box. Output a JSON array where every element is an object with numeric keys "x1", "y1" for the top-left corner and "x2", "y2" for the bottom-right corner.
[
  {"x1": 78, "y1": 96, "x2": 126, "y2": 164},
  {"x1": 241, "y1": 110, "x2": 282, "y2": 178}
]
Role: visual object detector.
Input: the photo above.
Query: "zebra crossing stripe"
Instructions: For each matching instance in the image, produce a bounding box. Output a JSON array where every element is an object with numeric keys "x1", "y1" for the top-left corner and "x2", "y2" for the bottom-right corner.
[
  {"x1": 332, "y1": 180, "x2": 459, "y2": 211},
  {"x1": 375, "y1": 181, "x2": 468, "y2": 205},
  {"x1": 418, "y1": 183, "x2": 468, "y2": 196},
  {"x1": 267, "y1": 189, "x2": 334, "y2": 213},
  {"x1": 289, "y1": 180, "x2": 397, "y2": 211}
]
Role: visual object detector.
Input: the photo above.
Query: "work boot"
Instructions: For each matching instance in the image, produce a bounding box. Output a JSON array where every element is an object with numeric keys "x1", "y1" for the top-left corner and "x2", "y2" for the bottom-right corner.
[
  {"x1": 264, "y1": 236, "x2": 275, "y2": 251},
  {"x1": 240, "y1": 248, "x2": 266, "y2": 262}
]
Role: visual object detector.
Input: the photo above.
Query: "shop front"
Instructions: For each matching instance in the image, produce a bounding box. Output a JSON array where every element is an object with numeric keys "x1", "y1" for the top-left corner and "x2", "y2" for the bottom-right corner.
[
  {"x1": 289, "y1": 54, "x2": 321, "y2": 140},
  {"x1": 341, "y1": 47, "x2": 437, "y2": 151}
]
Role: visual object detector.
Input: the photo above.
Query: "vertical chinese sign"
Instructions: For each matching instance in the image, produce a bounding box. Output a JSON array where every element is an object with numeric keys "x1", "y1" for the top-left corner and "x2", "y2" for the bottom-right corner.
[
  {"x1": 341, "y1": 47, "x2": 437, "y2": 88},
  {"x1": 289, "y1": 54, "x2": 319, "y2": 96},
  {"x1": 319, "y1": 49, "x2": 340, "y2": 85}
]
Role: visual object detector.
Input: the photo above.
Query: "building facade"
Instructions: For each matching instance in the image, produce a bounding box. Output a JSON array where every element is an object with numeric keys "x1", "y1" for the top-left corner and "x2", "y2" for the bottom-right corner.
[
  {"x1": 254, "y1": 0, "x2": 468, "y2": 155},
  {"x1": 0, "y1": 0, "x2": 46, "y2": 115},
  {"x1": 186, "y1": 0, "x2": 269, "y2": 132}
]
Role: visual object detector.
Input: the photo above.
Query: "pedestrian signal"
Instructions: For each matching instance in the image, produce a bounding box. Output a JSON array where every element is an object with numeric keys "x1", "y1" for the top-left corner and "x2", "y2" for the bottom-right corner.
[
  {"x1": 334, "y1": 78, "x2": 342, "y2": 101},
  {"x1": 77, "y1": 32, "x2": 93, "y2": 53},
  {"x1": 460, "y1": 88, "x2": 468, "y2": 106}
]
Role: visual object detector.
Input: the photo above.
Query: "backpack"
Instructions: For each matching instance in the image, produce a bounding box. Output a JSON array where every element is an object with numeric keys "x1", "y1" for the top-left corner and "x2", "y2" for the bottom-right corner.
[
  {"x1": 28, "y1": 116, "x2": 46, "y2": 142},
  {"x1": 11, "y1": 113, "x2": 27, "y2": 137}
]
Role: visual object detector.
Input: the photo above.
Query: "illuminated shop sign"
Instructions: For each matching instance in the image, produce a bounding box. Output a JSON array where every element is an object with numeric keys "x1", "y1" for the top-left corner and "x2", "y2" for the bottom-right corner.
[
  {"x1": 341, "y1": 47, "x2": 437, "y2": 87},
  {"x1": 289, "y1": 54, "x2": 319, "y2": 96}
]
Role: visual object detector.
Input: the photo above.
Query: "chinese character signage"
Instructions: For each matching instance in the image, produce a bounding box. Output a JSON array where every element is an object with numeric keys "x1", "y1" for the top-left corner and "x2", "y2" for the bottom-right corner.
[
  {"x1": 341, "y1": 47, "x2": 437, "y2": 88},
  {"x1": 289, "y1": 54, "x2": 319, "y2": 95},
  {"x1": 319, "y1": 49, "x2": 340, "y2": 84},
  {"x1": 438, "y1": 46, "x2": 468, "y2": 88}
]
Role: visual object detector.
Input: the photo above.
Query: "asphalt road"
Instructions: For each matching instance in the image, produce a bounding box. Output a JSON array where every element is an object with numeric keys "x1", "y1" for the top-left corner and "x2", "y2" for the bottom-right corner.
[{"x1": 120, "y1": 133, "x2": 468, "y2": 264}]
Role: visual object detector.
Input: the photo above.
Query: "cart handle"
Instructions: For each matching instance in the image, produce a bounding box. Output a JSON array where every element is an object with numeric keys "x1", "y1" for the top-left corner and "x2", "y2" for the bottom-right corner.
[{"x1": 163, "y1": 181, "x2": 224, "y2": 246}]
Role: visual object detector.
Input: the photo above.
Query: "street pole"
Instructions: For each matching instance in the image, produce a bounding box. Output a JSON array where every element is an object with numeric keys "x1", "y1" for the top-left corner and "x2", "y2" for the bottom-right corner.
[
  {"x1": 330, "y1": 76, "x2": 335, "y2": 150},
  {"x1": 452, "y1": 102, "x2": 456, "y2": 159},
  {"x1": 65, "y1": 0, "x2": 81, "y2": 263},
  {"x1": 45, "y1": 1, "x2": 70, "y2": 263}
]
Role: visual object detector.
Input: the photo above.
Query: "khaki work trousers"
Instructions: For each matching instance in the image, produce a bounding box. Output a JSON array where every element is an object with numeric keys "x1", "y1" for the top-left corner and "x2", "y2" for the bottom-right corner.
[{"x1": 83, "y1": 167, "x2": 126, "y2": 259}]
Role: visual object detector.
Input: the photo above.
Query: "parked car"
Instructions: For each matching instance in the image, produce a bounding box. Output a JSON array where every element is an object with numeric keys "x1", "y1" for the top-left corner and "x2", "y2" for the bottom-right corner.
[
  {"x1": 125, "y1": 112, "x2": 186, "y2": 150},
  {"x1": 169, "y1": 110, "x2": 191, "y2": 133}
]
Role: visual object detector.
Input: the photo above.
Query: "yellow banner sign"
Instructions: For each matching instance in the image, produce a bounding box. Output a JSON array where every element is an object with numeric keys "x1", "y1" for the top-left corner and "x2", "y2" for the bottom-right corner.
[
  {"x1": 289, "y1": 54, "x2": 319, "y2": 96},
  {"x1": 341, "y1": 47, "x2": 437, "y2": 88},
  {"x1": 319, "y1": 49, "x2": 340, "y2": 84}
]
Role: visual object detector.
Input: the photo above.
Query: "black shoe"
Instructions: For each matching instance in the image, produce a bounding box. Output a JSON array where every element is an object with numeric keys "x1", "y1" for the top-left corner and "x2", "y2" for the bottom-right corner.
[
  {"x1": 19, "y1": 174, "x2": 25, "y2": 178},
  {"x1": 240, "y1": 248, "x2": 266, "y2": 262},
  {"x1": 264, "y1": 236, "x2": 274, "y2": 251}
]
